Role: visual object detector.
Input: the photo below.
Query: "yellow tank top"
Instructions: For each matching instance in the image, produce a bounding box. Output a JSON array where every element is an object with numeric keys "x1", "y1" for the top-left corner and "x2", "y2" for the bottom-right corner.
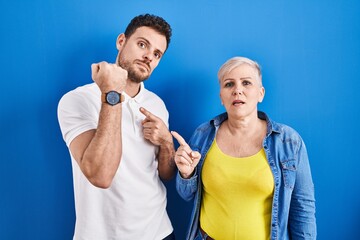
[{"x1": 200, "y1": 139, "x2": 274, "y2": 240}]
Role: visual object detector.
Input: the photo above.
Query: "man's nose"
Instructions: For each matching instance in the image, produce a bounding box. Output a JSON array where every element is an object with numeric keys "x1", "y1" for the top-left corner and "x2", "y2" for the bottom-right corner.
[{"x1": 143, "y1": 50, "x2": 153, "y2": 62}]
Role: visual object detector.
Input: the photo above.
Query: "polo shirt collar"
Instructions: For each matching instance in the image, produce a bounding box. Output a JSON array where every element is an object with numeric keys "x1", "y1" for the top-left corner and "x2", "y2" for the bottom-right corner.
[{"x1": 123, "y1": 82, "x2": 145, "y2": 103}]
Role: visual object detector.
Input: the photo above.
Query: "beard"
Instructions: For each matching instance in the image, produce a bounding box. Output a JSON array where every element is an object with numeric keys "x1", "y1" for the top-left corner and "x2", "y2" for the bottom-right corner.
[{"x1": 118, "y1": 57, "x2": 151, "y2": 83}]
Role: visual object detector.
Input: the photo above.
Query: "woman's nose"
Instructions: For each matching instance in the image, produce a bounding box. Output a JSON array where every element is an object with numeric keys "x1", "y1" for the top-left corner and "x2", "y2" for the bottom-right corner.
[{"x1": 232, "y1": 87, "x2": 243, "y2": 95}]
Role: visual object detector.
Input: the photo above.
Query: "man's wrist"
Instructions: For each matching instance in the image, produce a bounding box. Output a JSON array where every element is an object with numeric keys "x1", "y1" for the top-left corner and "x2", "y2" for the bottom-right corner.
[
  {"x1": 101, "y1": 91, "x2": 124, "y2": 106},
  {"x1": 160, "y1": 133, "x2": 174, "y2": 148}
]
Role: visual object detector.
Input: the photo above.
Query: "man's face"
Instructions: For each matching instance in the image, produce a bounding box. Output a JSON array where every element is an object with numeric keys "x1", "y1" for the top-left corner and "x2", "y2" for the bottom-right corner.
[{"x1": 116, "y1": 26, "x2": 167, "y2": 83}]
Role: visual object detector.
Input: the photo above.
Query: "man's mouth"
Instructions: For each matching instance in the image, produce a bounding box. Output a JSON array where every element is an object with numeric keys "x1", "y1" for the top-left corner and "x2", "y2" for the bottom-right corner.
[{"x1": 135, "y1": 61, "x2": 150, "y2": 72}]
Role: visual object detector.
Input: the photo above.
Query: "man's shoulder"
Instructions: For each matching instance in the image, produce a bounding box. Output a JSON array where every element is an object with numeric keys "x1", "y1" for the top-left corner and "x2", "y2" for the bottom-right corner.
[
  {"x1": 66, "y1": 83, "x2": 99, "y2": 96},
  {"x1": 58, "y1": 83, "x2": 100, "y2": 113},
  {"x1": 60, "y1": 83, "x2": 99, "y2": 102}
]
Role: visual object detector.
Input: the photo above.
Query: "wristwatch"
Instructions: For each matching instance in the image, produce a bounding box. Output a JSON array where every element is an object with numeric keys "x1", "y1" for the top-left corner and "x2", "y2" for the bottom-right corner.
[{"x1": 101, "y1": 91, "x2": 124, "y2": 106}]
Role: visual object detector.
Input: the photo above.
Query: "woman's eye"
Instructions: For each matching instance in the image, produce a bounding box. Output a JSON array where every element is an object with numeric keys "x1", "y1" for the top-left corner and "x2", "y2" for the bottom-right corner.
[
  {"x1": 243, "y1": 81, "x2": 251, "y2": 86},
  {"x1": 224, "y1": 82, "x2": 234, "y2": 87}
]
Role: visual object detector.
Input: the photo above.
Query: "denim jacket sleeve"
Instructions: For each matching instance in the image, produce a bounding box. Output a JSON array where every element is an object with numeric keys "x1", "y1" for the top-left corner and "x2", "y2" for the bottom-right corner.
[
  {"x1": 175, "y1": 119, "x2": 216, "y2": 203},
  {"x1": 176, "y1": 170, "x2": 198, "y2": 202},
  {"x1": 289, "y1": 139, "x2": 317, "y2": 239}
]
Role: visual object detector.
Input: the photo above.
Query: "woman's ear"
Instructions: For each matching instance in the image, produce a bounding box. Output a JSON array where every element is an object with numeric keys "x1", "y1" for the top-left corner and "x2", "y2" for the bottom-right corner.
[{"x1": 258, "y1": 87, "x2": 265, "y2": 103}]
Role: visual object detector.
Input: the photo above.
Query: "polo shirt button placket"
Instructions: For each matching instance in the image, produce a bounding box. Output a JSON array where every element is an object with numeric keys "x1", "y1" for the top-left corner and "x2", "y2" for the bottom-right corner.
[{"x1": 128, "y1": 99, "x2": 140, "y2": 136}]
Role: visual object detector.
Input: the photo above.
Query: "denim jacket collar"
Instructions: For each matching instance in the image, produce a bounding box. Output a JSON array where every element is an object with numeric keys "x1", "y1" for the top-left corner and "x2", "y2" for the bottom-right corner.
[{"x1": 210, "y1": 111, "x2": 282, "y2": 136}]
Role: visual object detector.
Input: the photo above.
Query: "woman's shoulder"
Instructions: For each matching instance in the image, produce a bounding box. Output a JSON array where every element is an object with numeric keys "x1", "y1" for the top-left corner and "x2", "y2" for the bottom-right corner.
[
  {"x1": 194, "y1": 121, "x2": 212, "y2": 132},
  {"x1": 194, "y1": 112, "x2": 227, "y2": 132},
  {"x1": 271, "y1": 120, "x2": 304, "y2": 144}
]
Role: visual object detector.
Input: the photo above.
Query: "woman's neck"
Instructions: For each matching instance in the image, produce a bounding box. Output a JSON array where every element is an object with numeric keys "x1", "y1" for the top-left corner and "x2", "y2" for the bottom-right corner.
[{"x1": 225, "y1": 113, "x2": 262, "y2": 137}]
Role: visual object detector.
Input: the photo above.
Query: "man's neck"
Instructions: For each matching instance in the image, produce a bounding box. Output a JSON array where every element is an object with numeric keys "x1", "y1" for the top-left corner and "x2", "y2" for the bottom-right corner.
[{"x1": 124, "y1": 80, "x2": 141, "y2": 98}]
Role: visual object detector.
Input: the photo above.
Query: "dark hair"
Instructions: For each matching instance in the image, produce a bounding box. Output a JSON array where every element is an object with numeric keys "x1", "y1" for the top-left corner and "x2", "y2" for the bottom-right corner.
[{"x1": 124, "y1": 14, "x2": 172, "y2": 50}]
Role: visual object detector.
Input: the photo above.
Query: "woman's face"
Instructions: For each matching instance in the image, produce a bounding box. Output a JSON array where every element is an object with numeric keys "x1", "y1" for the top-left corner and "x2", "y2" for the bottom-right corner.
[{"x1": 220, "y1": 64, "x2": 265, "y2": 119}]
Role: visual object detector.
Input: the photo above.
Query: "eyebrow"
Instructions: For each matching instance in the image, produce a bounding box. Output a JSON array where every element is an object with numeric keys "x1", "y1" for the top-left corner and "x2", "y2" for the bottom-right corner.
[
  {"x1": 223, "y1": 77, "x2": 253, "y2": 81},
  {"x1": 137, "y1": 37, "x2": 164, "y2": 56}
]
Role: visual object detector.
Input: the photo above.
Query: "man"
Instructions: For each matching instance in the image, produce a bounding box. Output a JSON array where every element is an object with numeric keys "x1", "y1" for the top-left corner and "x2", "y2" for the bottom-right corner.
[{"x1": 58, "y1": 14, "x2": 176, "y2": 240}]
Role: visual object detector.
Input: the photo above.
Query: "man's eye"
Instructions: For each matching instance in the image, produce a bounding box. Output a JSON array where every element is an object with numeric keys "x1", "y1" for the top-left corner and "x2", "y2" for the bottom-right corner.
[
  {"x1": 154, "y1": 52, "x2": 161, "y2": 59},
  {"x1": 138, "y1": 42, "x2": 146, "y2": 48}
]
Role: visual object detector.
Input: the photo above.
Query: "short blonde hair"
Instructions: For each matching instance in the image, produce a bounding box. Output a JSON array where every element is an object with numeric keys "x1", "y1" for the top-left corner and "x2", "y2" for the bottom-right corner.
[{"x1": 217, "y1": 57, "x2": 262, "y2": 86}]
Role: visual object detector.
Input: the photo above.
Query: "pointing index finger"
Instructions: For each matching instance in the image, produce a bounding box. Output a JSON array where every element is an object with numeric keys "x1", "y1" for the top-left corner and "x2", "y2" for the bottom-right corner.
[
  {"x1": 139, "y1": 107, "x2": 155, "y2": 119},
  {"x1": 171, "y1": 131, "x2": 188, "y2": 146}
]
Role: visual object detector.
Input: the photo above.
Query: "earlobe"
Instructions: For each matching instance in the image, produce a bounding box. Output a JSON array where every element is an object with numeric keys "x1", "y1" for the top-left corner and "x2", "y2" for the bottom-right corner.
[{"x1": 116, "y1": 33, "x2": 126, "y2": 50}]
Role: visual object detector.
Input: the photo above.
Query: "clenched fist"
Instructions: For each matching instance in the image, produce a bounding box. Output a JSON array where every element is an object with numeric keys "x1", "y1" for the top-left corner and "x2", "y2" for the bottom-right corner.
[{"x1": 91, "y1": 61, "x2": 127, "y2": 93}]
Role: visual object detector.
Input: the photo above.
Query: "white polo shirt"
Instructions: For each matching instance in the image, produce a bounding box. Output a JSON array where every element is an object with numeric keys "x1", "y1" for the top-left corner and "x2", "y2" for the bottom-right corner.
[{"x1": 58, "y1": 82, "x2": 173, "y2": 240}]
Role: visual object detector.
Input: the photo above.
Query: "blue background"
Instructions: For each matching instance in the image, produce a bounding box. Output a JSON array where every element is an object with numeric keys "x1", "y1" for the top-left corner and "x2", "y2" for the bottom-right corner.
[{"x1": 1, "y1": 0, "x2": 359, "y2": 239}]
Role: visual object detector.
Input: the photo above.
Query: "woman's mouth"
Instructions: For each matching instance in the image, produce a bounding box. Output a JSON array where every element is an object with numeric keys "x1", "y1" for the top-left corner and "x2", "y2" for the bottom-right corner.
[{"x1": 232, "y1": 100, "x2": 245, "y2": 106}]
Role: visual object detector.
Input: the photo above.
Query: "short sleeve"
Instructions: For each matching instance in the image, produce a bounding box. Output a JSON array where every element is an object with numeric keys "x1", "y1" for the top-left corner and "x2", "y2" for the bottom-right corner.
[{"x1": 57, "y1": 90, "x2": 99, "y2": 147}]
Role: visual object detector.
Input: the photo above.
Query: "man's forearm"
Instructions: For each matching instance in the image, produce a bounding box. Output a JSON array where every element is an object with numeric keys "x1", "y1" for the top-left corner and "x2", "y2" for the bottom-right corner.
[
  {"x1": 157, "y1": 139, "x2": 176, "y2": 180},
  {"x1": 81, "y1": 103, "x2": 122, "y2": 188}
]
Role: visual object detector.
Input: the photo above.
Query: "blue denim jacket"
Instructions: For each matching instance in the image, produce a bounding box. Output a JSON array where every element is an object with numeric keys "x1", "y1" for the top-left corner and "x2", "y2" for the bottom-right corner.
[{"x1": 176, "y1": 111, "x2": 316, "y2": 240}]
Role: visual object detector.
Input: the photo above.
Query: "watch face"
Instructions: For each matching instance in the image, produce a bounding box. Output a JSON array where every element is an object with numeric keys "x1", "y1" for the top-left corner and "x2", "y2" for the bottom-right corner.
[{"x1": 106, "y1": 91, "x2": 120, "y2": 105}]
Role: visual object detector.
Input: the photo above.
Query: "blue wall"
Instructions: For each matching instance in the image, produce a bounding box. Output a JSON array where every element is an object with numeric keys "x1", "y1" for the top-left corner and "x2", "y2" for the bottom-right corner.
[{"x1": 1, "y1": 0, "x2": 359, "y2": 239}]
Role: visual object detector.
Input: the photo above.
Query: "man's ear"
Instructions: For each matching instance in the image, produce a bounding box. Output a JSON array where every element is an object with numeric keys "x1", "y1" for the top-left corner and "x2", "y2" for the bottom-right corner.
[{"x1": 116, "y1": 33, "x2": 126, "y2": 50}]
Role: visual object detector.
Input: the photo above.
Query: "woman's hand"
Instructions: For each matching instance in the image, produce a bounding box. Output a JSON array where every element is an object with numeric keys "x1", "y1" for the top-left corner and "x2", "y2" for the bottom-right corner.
[{"x1": 171, "y1": 131, "x2": 201, "y2": 179}]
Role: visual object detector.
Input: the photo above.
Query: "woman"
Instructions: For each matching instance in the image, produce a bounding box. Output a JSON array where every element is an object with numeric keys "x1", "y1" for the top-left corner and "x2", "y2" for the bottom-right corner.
[{"x1": 171, "y1": 57, "x2": 316, "y2": 240}]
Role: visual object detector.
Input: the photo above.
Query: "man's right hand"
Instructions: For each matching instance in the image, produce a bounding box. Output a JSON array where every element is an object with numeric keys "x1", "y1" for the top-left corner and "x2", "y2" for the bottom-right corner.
[
  {"x1": 171, "y1": 131, "x2": 201, "y2": 179},
  {"x1": 91, "y1": 61, "x2": 127, "y2": 93}
]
